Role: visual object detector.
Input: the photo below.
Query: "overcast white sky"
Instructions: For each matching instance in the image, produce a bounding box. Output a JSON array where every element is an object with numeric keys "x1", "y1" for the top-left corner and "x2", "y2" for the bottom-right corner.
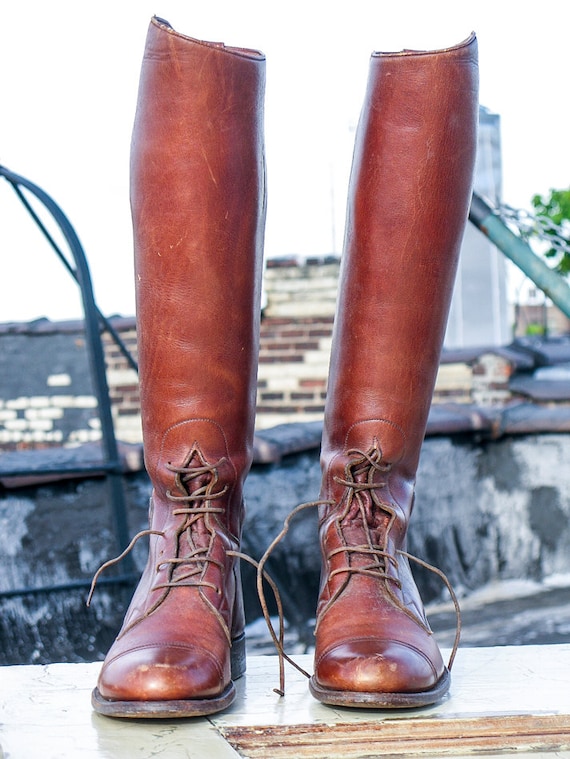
[{"x1": 1, "y1": 0, "x2": 569, "y2": 323}]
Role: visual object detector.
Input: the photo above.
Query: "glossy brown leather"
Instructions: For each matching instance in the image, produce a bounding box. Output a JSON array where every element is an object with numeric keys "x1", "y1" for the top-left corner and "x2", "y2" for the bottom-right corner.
[
  {"x1": 311, "y1": 35, "x2": 479, "y2": 707},
  {"x1": 94, "y1": 17, "x2": 265, "y2": 717}
]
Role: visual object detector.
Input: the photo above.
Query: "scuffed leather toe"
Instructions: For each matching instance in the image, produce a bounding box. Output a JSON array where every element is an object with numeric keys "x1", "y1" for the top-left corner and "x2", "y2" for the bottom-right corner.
[
  {"x1": 97, "y1": 643, "x2": 226, "y2": 703},
  {"x1": 315, "y1": 637, "x2": 441, "y2": 695}
]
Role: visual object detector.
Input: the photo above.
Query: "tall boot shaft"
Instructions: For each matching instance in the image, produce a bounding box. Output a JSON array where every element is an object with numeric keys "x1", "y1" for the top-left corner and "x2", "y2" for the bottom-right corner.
[
  {"x1": 132, "y1": 18, "x2": 266, "y2": 510},
  {"x1": 93, "y1": 18, "x2": 265, "y2": 718},
  {"x1": 312, "y1": 36, "x2": 478, "y2": 708},
  {"x1": 322, "y1": 35, "x2": 478, "y2": 487}
]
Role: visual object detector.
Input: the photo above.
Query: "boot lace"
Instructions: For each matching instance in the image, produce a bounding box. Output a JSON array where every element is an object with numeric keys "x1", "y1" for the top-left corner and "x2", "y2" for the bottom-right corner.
[
  {"x1": 87, "y1": 450, "x2": 288, "y2": 652},
  {"x1": 326, "y1": 447, "x2": 401, "y2": 592},
  {"x1": 156, "y1": 456, "x2": 228, "y2": 593},
  {"x1": 87, "y1": 451, "x2": 229, "y2": 605},
  {"x1": 256, "y1": 446, "x2": 461, "y2": 696}
]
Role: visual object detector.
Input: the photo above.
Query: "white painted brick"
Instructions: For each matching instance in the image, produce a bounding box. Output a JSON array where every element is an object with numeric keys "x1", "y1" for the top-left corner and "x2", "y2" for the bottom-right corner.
[
  {"x1": 29, "y1": 396, "x2": 51, "y2": 408},
  {"x1": 264, "y1": 376, "x2": 302, "y2": 392},
  {"x1": 29, "y1": 430, "x2": 62, "y2": 443},
  {"x1": 107, "y1": 369, "x2": 138, "y2": 386},
  {"x1": 0, "y1": 409, "x2": 17, "y2": 421},
  {"x1": 301, "y1": 350, "x2": 331, "y2": 368},
  {"x1": 25, "y1": 407, "x2": 64, "y2": 421},
  {"x1": 265, "y1": 300, "x2": 336, "y2": 319},
  {"x1": 115, "y1": 421, "x2": 143, "y2": 444},
  {"x1": 1, "y1": 430, "x2": 23, "y2": 442},
  {"x1": 68, "y1": 429, "x2": 102, "y2": 443},
  {"x1": 436, "y1": 364, "x2": 473, "y2": 390},
  {"x1": 258, "y1": 362, "x2": 328, "y2": 380},
  {"x1": 304, "y1": 266, "x2": 340, "y2": 281},
  {"x1": 28, "y1": 420, "x2": 54, "y2": 432},
  {"x1": 268, "y1": 276, "x2": 339, "y2": 293},
  {"x1": 114, "y1": 415, "x2": 142, "y2": 429},
  {"x1": 50, "y1": 396, "x2": 76, "y2": 408},
  {"x1": 0, "y1": 430, "x2": 17, "y2": 442},
  {"x1": 4, "y1": 419, "x2": 28, "y2": 431},
  {"x1": 28, "y1": 431, "x2": 49, "y2": 442},
  {"x1": 45, "y1": 395, "x2": 98, "y2": 409},
  {"x1": 6, "y1": 397, "x2": 30, "y2": 410},
  {"x1": 73, "y1": 396, "x2": 98, "y2": 408},
  {"x1": 47, "y1": 373, "x2": 72, "y2": 387}
]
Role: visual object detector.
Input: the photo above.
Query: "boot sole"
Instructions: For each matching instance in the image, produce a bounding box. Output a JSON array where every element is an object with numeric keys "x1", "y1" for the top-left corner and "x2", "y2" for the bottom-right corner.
[
  {"x1": 308, "y1": 666, "x2": 451, "y2": 709},
  {"x1": 91, "y1": 633, "x2": 246, "y2": 719}
]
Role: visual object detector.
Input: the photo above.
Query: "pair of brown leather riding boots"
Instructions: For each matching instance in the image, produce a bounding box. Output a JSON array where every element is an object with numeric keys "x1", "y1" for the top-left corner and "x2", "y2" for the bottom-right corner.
[{"x1": 92, "y1": 16, "x2": 479, "y2": 718}]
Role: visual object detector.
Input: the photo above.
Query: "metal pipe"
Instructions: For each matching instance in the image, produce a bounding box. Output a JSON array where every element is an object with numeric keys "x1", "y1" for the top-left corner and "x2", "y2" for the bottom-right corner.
[
  {"x1": 469, "y1": 192, "x2": 570, "y2": 320},
  {"x1": 0, "y1": 574, "x2": 137, "y2": 599},
  {"x1": 0, "y1": 463, "x2": 120, "y2": 479},
  {"x1": 8, "y1": 177, "x2": 137, "y2": 371}
]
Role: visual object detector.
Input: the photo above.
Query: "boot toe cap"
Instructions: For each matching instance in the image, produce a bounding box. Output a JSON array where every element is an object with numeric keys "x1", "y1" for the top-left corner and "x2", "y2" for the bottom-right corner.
[
  {"x1": 315, "y1": 637, "x2": 442, "y2": 695},
  {"x1": 98, "y1": 643, "x2": 227, "y2": 702}
]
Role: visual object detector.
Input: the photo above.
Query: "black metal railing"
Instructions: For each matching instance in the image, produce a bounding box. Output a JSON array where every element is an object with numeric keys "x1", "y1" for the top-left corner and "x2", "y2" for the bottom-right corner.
[{"x1": 0, "y1": 165, "x2": 138, "y2": 596}]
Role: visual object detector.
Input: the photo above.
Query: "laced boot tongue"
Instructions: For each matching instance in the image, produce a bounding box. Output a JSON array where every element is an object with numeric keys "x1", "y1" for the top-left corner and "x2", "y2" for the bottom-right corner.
[
  {"x1": 168, "y1": 448, "x2": 224, "y2": 582},
  {"x1": 171, "y1": 517, "x2": 209, "y2": 583},
  {"x1": 337, "y1": 447, "x2": 392, "y2": 567}
]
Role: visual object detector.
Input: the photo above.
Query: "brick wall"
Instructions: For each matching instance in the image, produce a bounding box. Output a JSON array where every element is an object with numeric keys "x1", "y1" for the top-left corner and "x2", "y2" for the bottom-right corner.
[
  {"x1": 254, "y1": 256, "x2": 338, "y2": 428},
  {"x1": 0, "y1": 256, "x2": 532, "y2": 451},
  {"x1": 0, "y1": 324, "x2": 101, "y2": 450},
  {"x1": 0, "y1": 259, "x2": 340, "y2": 450},
  {"x1": 256, "y1": 315, "x2": 333, "y2": 429},
  {"x1": 101, "y1": 324, "x2": 140, "y2": 443}
]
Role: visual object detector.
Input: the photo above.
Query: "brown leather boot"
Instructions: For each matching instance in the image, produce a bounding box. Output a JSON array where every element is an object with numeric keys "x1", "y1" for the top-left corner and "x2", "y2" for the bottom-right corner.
[
  {"x1": 310, "y1": 35, "x2": 478, "y2": 708},
  {"x1": 92, "y1": 17, "x2": 266, "y2": 718}
]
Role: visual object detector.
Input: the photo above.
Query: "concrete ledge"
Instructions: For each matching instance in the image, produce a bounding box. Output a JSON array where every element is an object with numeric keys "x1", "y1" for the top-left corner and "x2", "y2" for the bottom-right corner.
[{"x1": 1, "y1": 647, "x2": 570, "y2": 758}]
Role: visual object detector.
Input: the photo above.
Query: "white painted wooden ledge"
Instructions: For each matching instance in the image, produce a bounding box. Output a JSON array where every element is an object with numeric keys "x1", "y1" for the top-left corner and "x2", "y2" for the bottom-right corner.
[{"x1": 1, "y1": 645, "x2": 570, "y2": 758}]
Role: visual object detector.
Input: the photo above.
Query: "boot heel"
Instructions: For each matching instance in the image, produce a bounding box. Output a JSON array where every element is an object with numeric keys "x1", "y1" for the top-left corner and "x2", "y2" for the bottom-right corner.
[{"x1": 230, "y1": 632, "x2": 247, "y2": 680}]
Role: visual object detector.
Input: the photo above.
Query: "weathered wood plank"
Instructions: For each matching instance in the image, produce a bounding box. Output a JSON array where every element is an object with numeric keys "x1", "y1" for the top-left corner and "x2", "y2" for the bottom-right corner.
[{"x1": 223, "y1": 714, "x2": 570, "y2": 758}]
